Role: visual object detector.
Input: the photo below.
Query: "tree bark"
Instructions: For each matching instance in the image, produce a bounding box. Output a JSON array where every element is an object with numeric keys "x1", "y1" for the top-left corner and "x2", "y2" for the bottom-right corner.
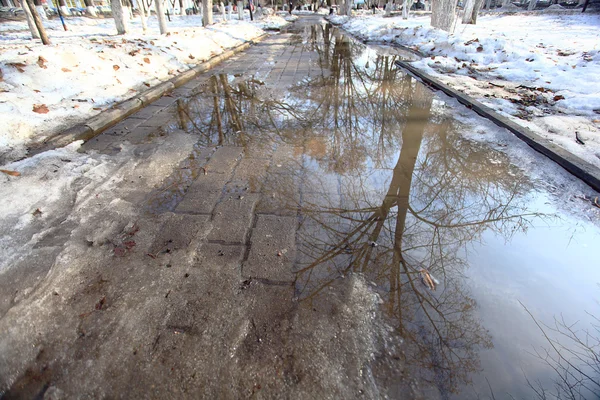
[
  {"x1": 402, "y1": 0, "x2": 413, "y2": 18},
  {"x1": 20, "y1": 0, "x2": 41, "y2": 39},
  {"x1": 202, "y1": 0, "x2": 213, "y2": 25},
  {"x1": 111, "y1": 0, "x2": 129, "y2": 34},
  {"x1": 237, "y1": 0, "x2": 243, "y2": 19},
  {"x1": 84, "y1": 0, "x2": 98, "y2": 15},
  {"x1": 527, "y1": 0, "x2": 538, "y2": 9},
  {"x1": 138, "y1": 0, "x2": 148, "y2": 32},
  {"x1": 155, "y1": 0, "x2": 168, "y2": 33},
  {"x1": 26, "y1": 0, "x2": 50, "y2": 44},
  {"x1": 463, "y1": 0, "x2": 483, "y2": 23},
  {"x1": 58, "y1": 0, "x2": 71, "y2": 15},
  {"x1": 431, "y1": 0, "x2": 457, "y2": 32}
]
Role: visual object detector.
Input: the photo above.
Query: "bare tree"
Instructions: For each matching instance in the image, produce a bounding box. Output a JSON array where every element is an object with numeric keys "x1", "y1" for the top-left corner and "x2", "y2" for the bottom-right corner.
[
  {"x1": 18, "y1": 0, "x2": 41, "y2": 39},
  {"x1": 522, "y1": 302, "x2": 600, "y2": 400},
  {"x1": 84, "y1": 0, "x2": 98, "y2": 16},
  {"x1": 202, "y1": 0, "x2": 213, "y2": 25},
  {"x1": 111, "y1": 0, "x2": 130, "y2": 34},
  {"x1": 462, "y1": 0, "x2": 484, "y2": 24},
  {"x1": 155, "y1": 0, "x2": 168, "y2": 34},
  {"x1": 431, "y1": 0, "x2": 458, "y2": 32},
  {"x1": 26, "y1": 0, "x2": 50, "y2": 44}
]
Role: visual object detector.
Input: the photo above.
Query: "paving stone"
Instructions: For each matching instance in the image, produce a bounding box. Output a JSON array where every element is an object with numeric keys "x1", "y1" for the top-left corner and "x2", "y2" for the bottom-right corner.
[
  {"x1": 243, "y1": 215, "x2": 296, "y2": 282},
  {"x1": 175, "y1": 172, "x2": 228, "y2": 214},
  {"x1": 122, "y1": 125, "x2": 162, "y2": 144},
  {"x1": 194, "y1": 242, "x2": 245, "y2": 275},
  {"x1": 148, "y1": 213, "x2": 211, "y2": 255},
  {"x1": 131, "y1": 104, "x2": 170, "y2": 120},
  {"x1": 225, "y1": 158, "x2": 270, "y2": 194},
  {"x1": 207, "y1": 194, "x2": 260, "y2": 244},
  {"x1": 102, "y1": 117, "x2": 146, "y2": 136},
  {"x1": 255, "y1": 173, "x2": 301, "y2": 216},
  {"x1": 204, "y1": 146, "x2": 243, "y2": 174}
]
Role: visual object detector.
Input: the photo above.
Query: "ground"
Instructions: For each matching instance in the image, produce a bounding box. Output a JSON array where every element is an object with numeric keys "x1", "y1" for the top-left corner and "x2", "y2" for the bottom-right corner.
[
  {"x1": 1, "y1": 14, "x2": 600, "y2": 400},
  {"x1": 329, "y1": 11, "x2": 600, "y2": 168},
  {"x1": 0, "y1": 13, "x2": 291, "y2": 164}
]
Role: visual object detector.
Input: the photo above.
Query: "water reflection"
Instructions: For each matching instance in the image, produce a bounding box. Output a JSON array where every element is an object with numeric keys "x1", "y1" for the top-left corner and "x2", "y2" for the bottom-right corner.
[{"x1": 168, "y1": 25, "x2": 553, "y2": 397}]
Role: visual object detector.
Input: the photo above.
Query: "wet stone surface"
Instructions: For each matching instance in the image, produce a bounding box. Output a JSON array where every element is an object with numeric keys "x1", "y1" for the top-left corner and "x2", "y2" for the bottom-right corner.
[{"x1": 2, "y1": 16, "x2": 600, "y2": 400}]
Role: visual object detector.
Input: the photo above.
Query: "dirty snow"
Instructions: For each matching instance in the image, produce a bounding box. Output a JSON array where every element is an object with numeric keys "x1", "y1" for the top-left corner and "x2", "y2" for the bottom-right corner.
[
  {"x1": 0, "y1": 15, "x2": 265, "y2": 164},
  {"x1": 330, "y1": 13, "x2": 600, "y2": 168}
]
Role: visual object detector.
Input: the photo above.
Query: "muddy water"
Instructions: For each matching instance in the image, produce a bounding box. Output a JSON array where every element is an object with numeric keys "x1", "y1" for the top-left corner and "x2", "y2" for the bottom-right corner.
[{"x1": 172, "y1": 20, "x2": 600, "y2": 399}]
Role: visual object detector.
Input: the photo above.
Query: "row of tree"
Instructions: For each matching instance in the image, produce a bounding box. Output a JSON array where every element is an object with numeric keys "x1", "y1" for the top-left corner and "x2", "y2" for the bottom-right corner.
[{"x1": 20, "y1": 0, "x2": 229, "y2": 44}]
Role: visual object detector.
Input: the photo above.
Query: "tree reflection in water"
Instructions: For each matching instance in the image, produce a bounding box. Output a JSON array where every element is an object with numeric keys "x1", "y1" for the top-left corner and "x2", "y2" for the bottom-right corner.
[{"x1": 171, "y1": 25, "x2": 548, "y2": 396}]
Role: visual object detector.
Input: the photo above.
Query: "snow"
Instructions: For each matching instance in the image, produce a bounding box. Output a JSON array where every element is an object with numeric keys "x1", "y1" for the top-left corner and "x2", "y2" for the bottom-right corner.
[
  {"x1": 0, "y1": 15, "x2": 266, "y2": 165},
  {"x1": 255, "y1": 15, "x2": 292, "y2": 30},
  {"x1": 329, "y1": 12, "x2": 600, "y2": 168}
]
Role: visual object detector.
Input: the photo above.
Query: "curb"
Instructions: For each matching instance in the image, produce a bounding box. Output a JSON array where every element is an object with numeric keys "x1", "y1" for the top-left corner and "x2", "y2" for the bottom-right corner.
[
  {"x1": 396, "y1": 60, "x2": 600, "y2": 192},
  {"x1": 28, "y1": 33, "x2": 269, "y2": 156}
]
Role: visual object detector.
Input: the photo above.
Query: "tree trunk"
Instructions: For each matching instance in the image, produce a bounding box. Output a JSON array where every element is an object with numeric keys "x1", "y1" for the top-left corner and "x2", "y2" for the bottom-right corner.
[
  {"x1": 58, "y1": 0, "x2": 71, "y2": 15},
  {"x1": 179, "y1": 0, "x2": 184, "y2": 14},
  {"x1": 237, "y1": 0, "x2": 243, "y2": 19},
  {"x1": 385, "y1": 0, "x2": 392, "y2": 14},
  {"x1": 220, "y1": 1, "x2": 226, "y2": 19},
  {"x1": 84, "y1": 0, "x2": 98, "y2": 16},
  {"x1": 202, "y1": 0, "x2": 212, "y2": 25},
  {"x1": 111, "y1": 0, "x2": 129, "y2": 34},
  {"x1": 463, "y1": 0, "x2": 483, "y2": 25},
  {"x1": 431, "y1": 0, "x2": 457, "y2": 32},
  {"x1": 20, "y1": 0, "x2": 41, "y2": 39},
  {"x1": 138, "y1": 0, "x2": 147, "y2": 32},
  {"x1": 402, "y1": 0, "x2": 413, "y2": 18},
  {"x1": 33, "y1": 0, "x2": 48, "y2": 20},
  {"x1": 26, "y1": 0, "x2": 50, "y2": 44},
  {"x1": 346, "y1": 0, "x2": 352, "y2": 14},
  {"x1": 463, "y1": 0, "x2": 483, "y2": 23},
  {"x1": 155, "y1": 0, "x2": 168, "y2": 33},
  {"x1": 527, "y1": 0, "x2": 538, "y2": 9}
]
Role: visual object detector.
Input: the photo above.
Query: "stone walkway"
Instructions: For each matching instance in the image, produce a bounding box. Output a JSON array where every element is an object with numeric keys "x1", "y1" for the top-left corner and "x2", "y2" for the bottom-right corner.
[{"x1": 0, "y1": 17, "x2": 431, "y2": 399}]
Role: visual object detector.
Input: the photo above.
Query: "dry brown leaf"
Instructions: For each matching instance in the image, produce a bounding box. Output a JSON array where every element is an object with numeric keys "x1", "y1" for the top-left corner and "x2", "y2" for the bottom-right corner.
[
  {"x1": 143, "y1": 57, "x2": 150, "y2": 64},
  {"x1": 188, "y1": 54, "x2": 195, "y2": 60},
  {"x1": 476, "y1": 46, "x2": 483, "y2": 52},
  {"x1": 7, "y1": 62, "x2": 26, "y2": 73},
  {"x1": 554, "y1": 95, "x2": 565, "y2": 101},
  {"x1": 61, "y1": 67, "x2": 71, "y2": 72},
  {"x1": 113, "y1": 65, "x2": 120, "y2": 71},
  {"x1": 37, "y1": 56, "x2": 48, "y2": 69},
  {"x1": 33, "y1": 89, "x2": 40, "y2": 93},
  {"x1": 0, "y1": 67, "x2": 3, "y2": 82},
  {"x1": 419, "y1": 269, "x2": 436, "y2": 291},
  {"x1": 32, "y1": 104, "x2": 49, "y2": 114},
  {"x1": 0, "y1": 169, "x2": 20, "y2": 177}
]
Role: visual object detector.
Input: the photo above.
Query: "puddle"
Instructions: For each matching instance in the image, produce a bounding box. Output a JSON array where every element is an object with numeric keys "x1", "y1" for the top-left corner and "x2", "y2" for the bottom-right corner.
[{"x1": 160, "y1": 20, "x2": 600, "y2": 399}]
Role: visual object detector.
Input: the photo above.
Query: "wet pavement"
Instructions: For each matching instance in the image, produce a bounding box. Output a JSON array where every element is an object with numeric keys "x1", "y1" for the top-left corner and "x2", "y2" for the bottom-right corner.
[{"x1": 1, "y1": 16, "x2": 600, "y2": 399}]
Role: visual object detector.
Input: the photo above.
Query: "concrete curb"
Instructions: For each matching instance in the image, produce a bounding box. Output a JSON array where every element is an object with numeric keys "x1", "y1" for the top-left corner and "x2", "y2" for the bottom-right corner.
[
  {"x1": 28, "y1": 33, "x2": 269, "y2": 156},
  {"x1": 396, "y1": 60, "x2": 600, "y2": 192}
]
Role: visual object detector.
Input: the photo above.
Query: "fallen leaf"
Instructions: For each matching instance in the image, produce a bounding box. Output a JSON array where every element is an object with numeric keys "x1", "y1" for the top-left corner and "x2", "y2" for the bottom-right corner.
[
  {"x1": 61, "y1": 67, "x2": 71, "y2": 72},
  {"x1": 7, "y1": 62, "x2": 26, "y2": 73},
  {"x1": 37, "y1": 56, "x2": 48, "y2": 69},
  {"x1": 32, "y1": 208, "x2": 42, "y2": 217},
  {"x1": 32, "y1": 104, "x2": 49, "y2": 114},
  {"x1": 0, "y1": 169, "x2": 20, "y2": 176},
  {"x1": 553, "y1": 95, "x2": 565, "y2": 101},
  {"x1": 0, "y1": 68, "x2": 3, "y2": 82},
  {"x1": 93, "y1": 107, "x2": 101, "y2": 110},
  {"x1": 143, "y1": 57, "x2": 150, "y2": 64},
  {"x1": 476, "y1": 46, "x2": 483, "y2": 52},
  {"x1": 188, "y1": 54, "x2": 195, "y2": 60},
  {"x1": 113, "y1": 65, "x2": 120, "y2": 71},
  {"x1": 116, "y1": 78, "x2": 122, "y2": 84},
  {"x1": 143, "y1": 82, "x2": 151, "y2": 87},
  {"x1": 33, "y1": 89, "x2": 40, "y2": 93}
]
